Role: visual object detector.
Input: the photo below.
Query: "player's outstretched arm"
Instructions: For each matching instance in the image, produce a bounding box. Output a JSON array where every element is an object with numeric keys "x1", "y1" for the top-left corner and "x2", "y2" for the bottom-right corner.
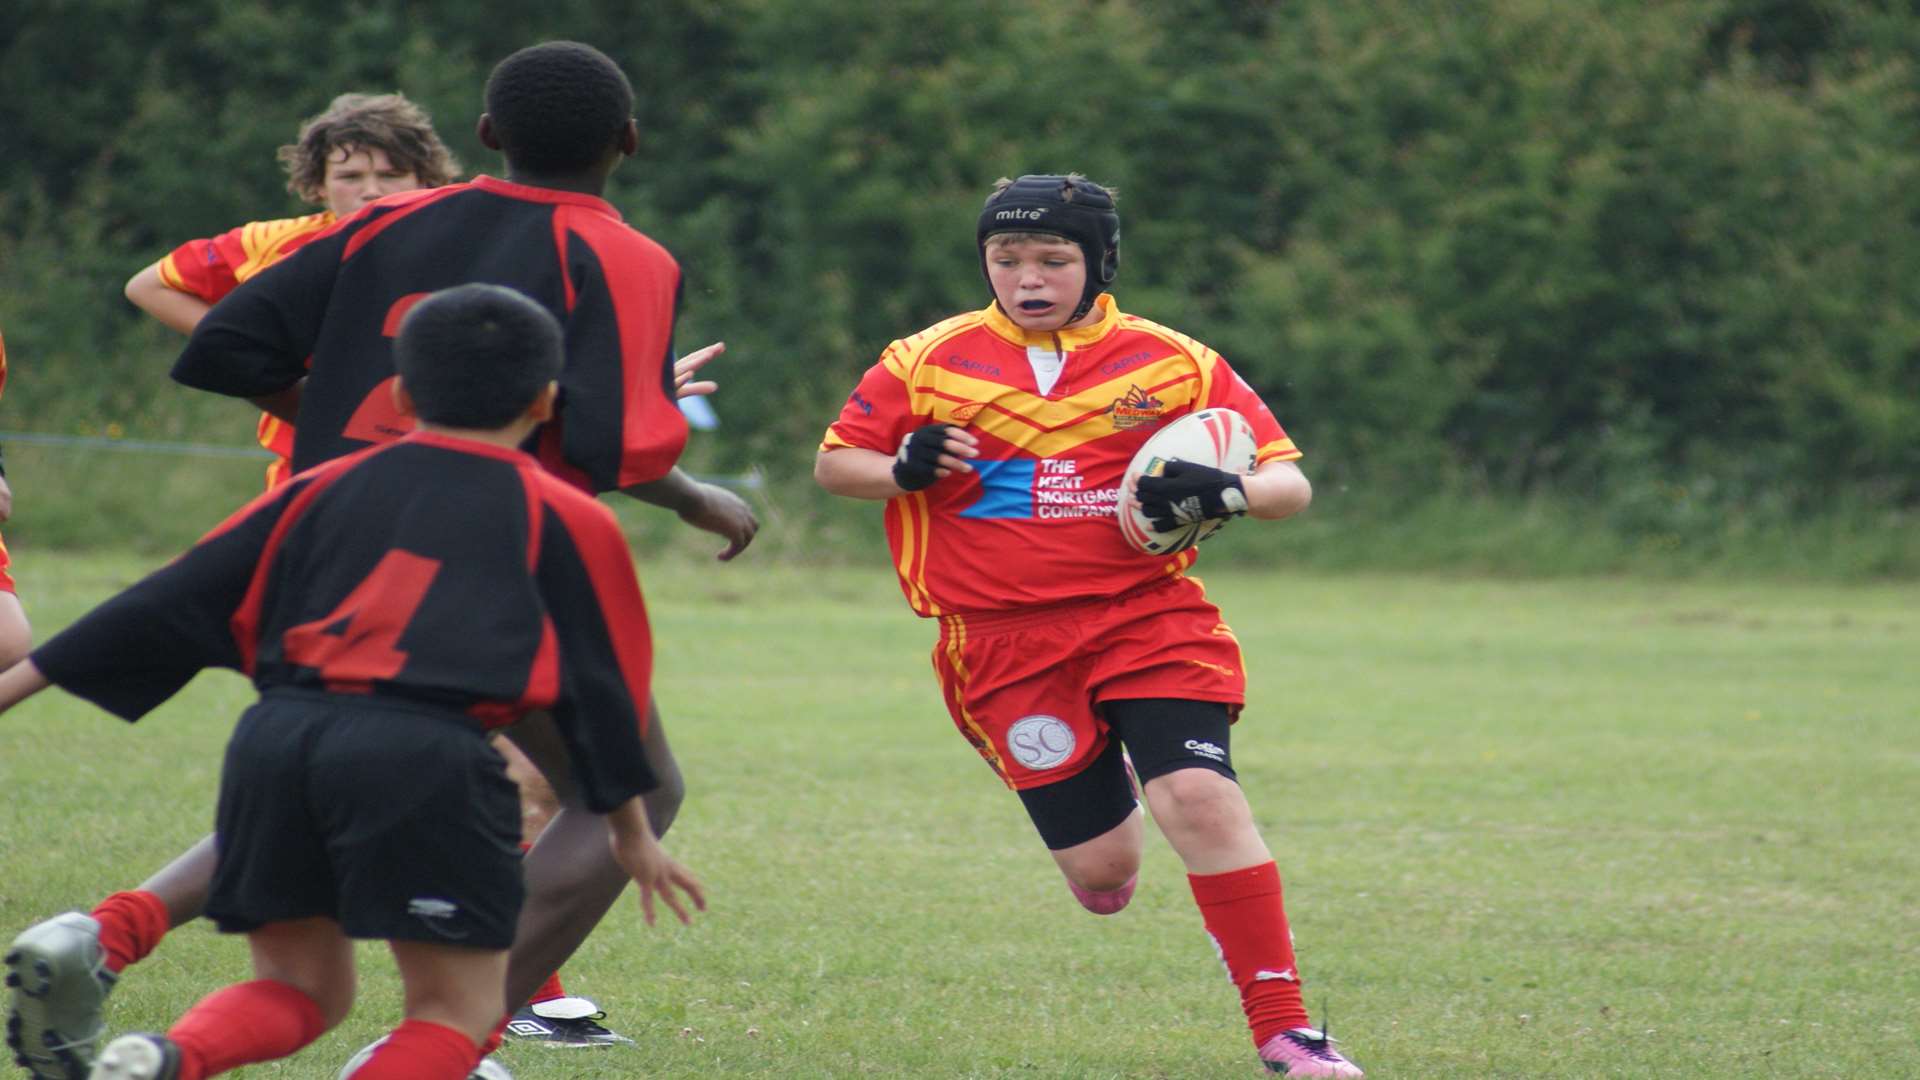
[
  {"x1": 0, "y1": 657, "x2": 50, "y2": 714},
  {"x1": 620, "y1": 467, "x2": 759, "y2": 560},
  {"x1": 606, "y1": 797, "x2": 705, "y2": 927}
]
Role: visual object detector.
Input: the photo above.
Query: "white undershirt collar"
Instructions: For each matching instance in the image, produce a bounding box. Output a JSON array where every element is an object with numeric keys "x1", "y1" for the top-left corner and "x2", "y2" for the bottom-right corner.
[{"x1": 1026, "y1": 344, "x2": 1066, "y2": 396}]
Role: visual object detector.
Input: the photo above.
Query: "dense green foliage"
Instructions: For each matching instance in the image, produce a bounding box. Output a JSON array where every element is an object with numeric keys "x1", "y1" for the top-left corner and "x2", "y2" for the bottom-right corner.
[{"x1": 3, "y1": 0, "x2": 1915, "y2": 571}]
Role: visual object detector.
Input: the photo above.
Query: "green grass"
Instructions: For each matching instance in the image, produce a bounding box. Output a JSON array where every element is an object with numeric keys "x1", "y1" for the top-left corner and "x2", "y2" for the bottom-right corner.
[{"x1": 3, "y1": 553, "x2": 1917, "y2": 1077}]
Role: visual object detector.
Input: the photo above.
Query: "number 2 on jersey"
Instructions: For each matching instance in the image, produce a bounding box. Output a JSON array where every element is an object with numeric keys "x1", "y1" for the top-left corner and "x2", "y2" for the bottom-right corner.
[{"x1": 282, "y1": 549, "x2": 441, "y2": 684}]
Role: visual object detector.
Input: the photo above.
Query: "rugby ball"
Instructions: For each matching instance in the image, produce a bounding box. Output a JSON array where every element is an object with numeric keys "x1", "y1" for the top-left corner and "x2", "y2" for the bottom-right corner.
[{"x1": 1117, "y1": 408, "x2": 1258, "y2": 555}]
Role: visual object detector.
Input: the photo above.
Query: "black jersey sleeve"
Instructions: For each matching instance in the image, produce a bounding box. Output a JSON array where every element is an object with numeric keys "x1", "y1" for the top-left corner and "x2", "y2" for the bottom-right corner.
[
  {"x1": 31, "y1": 485, "x2": 299, "y2": 719},
  {"x1": 170, "y1": 222, "x2": 353, "y2": 398},
  {"x1": 532, "y1": 494, "x2": 659, "y2": 812}
]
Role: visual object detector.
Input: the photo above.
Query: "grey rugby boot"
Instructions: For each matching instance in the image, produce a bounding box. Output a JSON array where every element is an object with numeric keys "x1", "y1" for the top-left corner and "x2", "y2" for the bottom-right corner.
[{"x1": 5, "y1": 913, "x2": 118, "y2": 1080}]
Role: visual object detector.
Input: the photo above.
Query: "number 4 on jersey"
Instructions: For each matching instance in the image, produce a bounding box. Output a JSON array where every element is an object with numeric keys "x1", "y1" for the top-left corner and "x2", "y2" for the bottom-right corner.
[{"x1": 282, "y1": 549, "x2": 441, "y2": 686}]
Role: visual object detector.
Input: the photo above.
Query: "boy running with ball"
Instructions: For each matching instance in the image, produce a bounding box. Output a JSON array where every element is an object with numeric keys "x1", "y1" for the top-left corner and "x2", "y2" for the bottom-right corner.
[{"x1": 815, "y1": 174, "x2": 1362, "y2": 1077}]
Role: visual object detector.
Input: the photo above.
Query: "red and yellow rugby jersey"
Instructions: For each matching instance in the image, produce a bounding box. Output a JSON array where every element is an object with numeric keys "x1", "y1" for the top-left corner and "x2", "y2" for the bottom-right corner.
[
  {"x1": 821, "y1": 295, "x2": 1301, "y2": 616},
  {"x1": 158, "y1": 211, "x2": 338, "y2": 489},
  {"x1": 172, "y1": 176, "x2": 687, "y2": 494}
]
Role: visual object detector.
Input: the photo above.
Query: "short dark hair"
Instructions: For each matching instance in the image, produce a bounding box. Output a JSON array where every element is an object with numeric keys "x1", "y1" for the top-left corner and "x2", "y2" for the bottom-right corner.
[
  {"x1": 277, "y1": 92, "x2": 460, "y2": 204},
  {"x1": 394, "y1": 284, "x2": 562, "y2": 429},
  {"x1": 484, "y1": 41, "x2": 634, "y2": 174}
]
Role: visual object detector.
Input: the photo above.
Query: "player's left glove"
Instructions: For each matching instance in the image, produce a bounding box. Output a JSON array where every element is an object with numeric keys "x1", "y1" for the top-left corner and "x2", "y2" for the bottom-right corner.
[
  {"x1": 892, "y1": 423, "x2": 956, "y2": 492},
  {"x1": 1134, "y1": 460, "x2": 1248, "y2": 532}
]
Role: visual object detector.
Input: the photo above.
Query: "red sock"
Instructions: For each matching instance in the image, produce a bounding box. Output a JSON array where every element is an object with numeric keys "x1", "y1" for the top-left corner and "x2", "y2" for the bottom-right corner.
[
  {"x1": 528, "y1": 970, "x2": 566, "y2": 1004},
  {"x1": 351, "y1": 1019, "x2": 478, "y2": 1080},
  {"x1": 1188, "y1": 861, "x2": 1311, "y2": 1045},
  {"x1": 89, "y1": 891, "x2": 171, "y2": 974},
  {"x1": 166, "y1": 980, "x2": 325, "y2": 1080}
]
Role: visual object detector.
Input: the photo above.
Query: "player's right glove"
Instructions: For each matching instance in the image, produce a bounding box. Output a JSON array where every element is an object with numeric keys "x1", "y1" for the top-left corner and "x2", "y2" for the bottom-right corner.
[
  {"x1": 1135, "y1": 460, "x2": 1249, "y2": 532},
  {"x1": 892, "y1": 423, "x2": 955, "y2": 491}
]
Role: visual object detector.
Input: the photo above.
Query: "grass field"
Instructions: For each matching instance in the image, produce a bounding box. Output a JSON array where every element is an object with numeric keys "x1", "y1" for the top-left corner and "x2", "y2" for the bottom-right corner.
[{"x1": 2, "y1": 551, "x2": 1916, "y2": 1078}]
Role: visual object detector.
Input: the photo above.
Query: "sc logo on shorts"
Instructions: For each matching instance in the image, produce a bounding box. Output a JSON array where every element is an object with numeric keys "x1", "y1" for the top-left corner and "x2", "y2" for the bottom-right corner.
[{"x1": 1006, "y1": 714, "x2": 1075, "y2": 770}]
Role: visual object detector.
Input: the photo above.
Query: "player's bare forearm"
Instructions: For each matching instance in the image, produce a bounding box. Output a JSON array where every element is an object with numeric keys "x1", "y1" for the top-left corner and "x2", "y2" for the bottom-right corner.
[
  {"x1": 125, "y1": 263, "x2": 212, "y2": 336},
  {"x1": 1243, "y1": 460, "x2": 1312, "y2": 520},
  {"x1": 814, "y1": 447, "x2": 904, "y2": 500},
  {"x1": 249, "y1": 380, "x2": 305, "y2": 424},
  {"x1": 606, "y1": 796, "x2": 654, "y2": 849},
  {"x1": 621, "y1": 467, "x2": 707, "y2": 514},
  {"x1": 0, "y1": 657, "x2": 50, "y2": 713},
  {"x1": 621, "y1": 468, "x2": 759, "y2": 560}
]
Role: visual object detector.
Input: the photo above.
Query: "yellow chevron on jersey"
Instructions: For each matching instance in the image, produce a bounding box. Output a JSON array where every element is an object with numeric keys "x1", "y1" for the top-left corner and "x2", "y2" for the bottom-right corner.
[
  {"x1": 876, "y1": 300, "x2": 1244, "y2": 458},
  {"x1": 230, "y1": 211, "x2": 337, "y2": 282}
]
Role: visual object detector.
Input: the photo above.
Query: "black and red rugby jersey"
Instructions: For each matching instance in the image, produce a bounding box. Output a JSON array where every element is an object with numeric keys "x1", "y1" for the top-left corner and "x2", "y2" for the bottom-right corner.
[
  {"x1": 32, "y1": 432, "x2": 658, "y2": 812},
  {"x1": 171, "y1": 176, "x2": 689, "y2": 494}
]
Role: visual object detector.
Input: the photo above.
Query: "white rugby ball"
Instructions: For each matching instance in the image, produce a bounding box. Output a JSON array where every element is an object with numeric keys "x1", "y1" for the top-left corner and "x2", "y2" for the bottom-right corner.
[{"x1": 1117, "y1": 408, "x2": 1259, "y2": 555}]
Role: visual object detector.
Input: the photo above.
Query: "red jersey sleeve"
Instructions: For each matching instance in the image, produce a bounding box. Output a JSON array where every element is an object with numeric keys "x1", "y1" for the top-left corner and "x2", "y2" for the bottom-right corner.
[
  {"x1": 157, "y1": 232, "x2": 242, "y2": 304},
  {"x1": 542, "y1": 208, "x2": 689, "y2": 492},
  {"x1": 1204, "y1": 355, "x2": 1303, "y2": 465},
  {"x1": 820, "y1": 342, "x2": 920, "y2": 455}
]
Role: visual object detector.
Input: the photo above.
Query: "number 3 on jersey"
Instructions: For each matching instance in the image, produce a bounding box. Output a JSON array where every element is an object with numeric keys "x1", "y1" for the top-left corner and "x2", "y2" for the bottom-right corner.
[{"x1": 282, "y1": 549, "x2": 441, "y2": 686}]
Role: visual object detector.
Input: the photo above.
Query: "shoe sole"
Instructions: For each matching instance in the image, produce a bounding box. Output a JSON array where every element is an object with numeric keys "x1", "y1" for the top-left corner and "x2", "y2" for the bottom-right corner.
[
  {"x1": 91, "y1": 1035, "x2": 179, "y2": 1080},
  {"x1": 502, "y1": 1029, "x2": 631, "y2": 1048},
  {"x1": 4, "y1": 916, "x2": 113, "y2": 1080}
]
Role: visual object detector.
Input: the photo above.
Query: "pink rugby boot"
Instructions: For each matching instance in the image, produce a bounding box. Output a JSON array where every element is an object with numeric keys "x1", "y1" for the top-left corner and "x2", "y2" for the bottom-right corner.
[{"x1": 1257, "y1": 1027, "x2": 1364, "y2": 1077}]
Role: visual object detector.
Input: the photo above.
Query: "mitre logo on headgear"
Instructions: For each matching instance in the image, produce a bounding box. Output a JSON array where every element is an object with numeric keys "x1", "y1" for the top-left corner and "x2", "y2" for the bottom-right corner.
[
  {"x1": 1108, "y1": 385, "x2": 1166, "y2": 429},
  {"x1": 995, "y1": 208, "x2": 1046, "y2": 222}
]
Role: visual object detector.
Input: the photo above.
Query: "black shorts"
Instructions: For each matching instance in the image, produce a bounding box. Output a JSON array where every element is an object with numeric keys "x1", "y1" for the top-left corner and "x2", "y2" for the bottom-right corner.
[
  {"x1": 1017, "y1": 698, "x2": 1238, "y2": 850},
  {"x1": 206, "y1": 689, "x2": 525, "y2": 948}
]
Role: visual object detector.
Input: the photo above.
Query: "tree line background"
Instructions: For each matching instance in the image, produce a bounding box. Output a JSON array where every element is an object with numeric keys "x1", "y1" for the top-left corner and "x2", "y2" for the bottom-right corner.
[{"x1": 2, "y1": 0, "x2": 1915, "y2": 576}]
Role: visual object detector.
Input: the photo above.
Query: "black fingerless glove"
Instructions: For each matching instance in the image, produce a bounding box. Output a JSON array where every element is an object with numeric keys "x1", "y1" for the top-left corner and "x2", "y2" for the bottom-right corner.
[
  {"x1": 892, "y1": 423, "x2": 954, "y2": 492},
  {"x1": 1135, "y1": 460, "x2": 1248, "y2": 532}
]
